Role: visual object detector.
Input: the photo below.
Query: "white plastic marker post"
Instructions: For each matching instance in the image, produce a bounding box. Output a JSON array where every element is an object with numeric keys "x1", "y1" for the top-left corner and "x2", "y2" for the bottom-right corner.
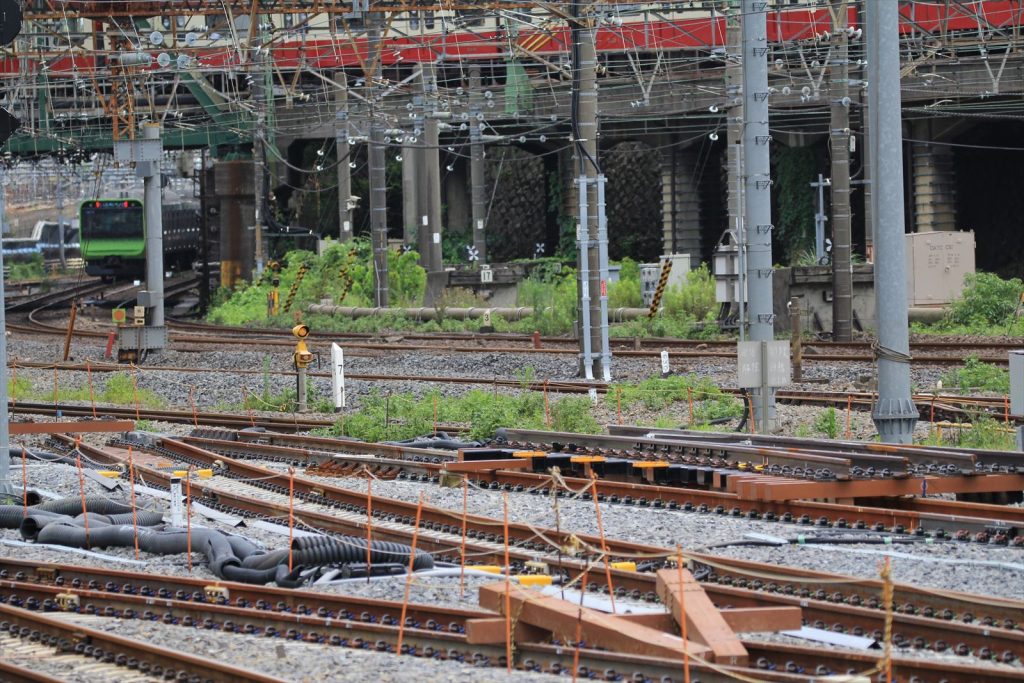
[
  {"x1": 331, "y1": 343, "x2": 346, "y2": 411},
  {"x1": 169, "y1": 476, "x2": 184, "y2": 526},
  {"x1": 661, "y1": 350, "x2": 671, "y2": 376}
]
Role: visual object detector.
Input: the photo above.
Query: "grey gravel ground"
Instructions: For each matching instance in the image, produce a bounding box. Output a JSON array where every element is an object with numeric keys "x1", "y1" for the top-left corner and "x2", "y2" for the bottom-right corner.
[
  {"x1": 53, "y1": 614, "x2": 567, "y2": 683},
  {"x1": 10, "y1": 333, "x2": 937, "y2": 441}
]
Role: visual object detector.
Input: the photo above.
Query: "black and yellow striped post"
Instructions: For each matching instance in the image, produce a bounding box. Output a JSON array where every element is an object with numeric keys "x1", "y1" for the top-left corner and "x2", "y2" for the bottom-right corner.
[
  {"x1": 337, "y1": 246, "x2": 358, "y2": 305},
  {"x1": 648, "y1": 258, "x2": 673, "y2": 318},
  {"x1": 283, "y1": 263, "x2": 309, "y2": 313}
]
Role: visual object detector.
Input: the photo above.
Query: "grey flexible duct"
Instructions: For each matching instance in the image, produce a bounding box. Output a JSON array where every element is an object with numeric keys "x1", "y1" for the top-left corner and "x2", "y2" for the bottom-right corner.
[
  {"x1": 241, "y1": 535, "x2": 434, "y2": 572},
  {"x1": 21, "y1": 497, "x2": 432, "y2": 586},
  {"x1": 34, "y1": 496, "x2": 133, "y2": 516}
]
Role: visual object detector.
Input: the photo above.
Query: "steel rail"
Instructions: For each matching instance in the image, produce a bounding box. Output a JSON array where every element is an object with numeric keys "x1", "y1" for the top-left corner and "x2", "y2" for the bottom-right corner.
[
  {"x1": 0, "y1": 602, "x2": 281, "y2": 683},
  {"x1": 182, "y1": 433, "x2": 1024, "y2": 529},
  {"x1": 56, "y1": 436, "x2": 1024, "y2": 636},
  {"x1": 0, "y1": 659, "x2": 64, "y2": 683}
]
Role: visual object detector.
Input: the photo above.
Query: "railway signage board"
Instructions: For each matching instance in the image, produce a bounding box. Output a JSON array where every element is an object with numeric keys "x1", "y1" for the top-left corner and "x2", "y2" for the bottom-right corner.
[
  {"x1": 737, "y1": 340, "x2": 791, "y2": 389},
  {"x1": 331, "y1": 343, "x2": 346, "y2": 410}
]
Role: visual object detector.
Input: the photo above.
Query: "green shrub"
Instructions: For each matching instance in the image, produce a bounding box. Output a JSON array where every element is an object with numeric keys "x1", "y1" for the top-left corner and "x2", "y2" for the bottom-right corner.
[
  {"x1": 607, "y1": 375, "x2": 742, "y2": 422},
  {"x1": 812, "y1": 407, "x2": 840, "y2": 439},
  {"x1": 941, "y1": 356, "x2": 1010, "y2": 394},
  {"x1": 208, "y1": 240, "x2": 426, "y2": 326},
  {"x1": 929, "y1": 272, "x2": 1024, "y2": 333}
]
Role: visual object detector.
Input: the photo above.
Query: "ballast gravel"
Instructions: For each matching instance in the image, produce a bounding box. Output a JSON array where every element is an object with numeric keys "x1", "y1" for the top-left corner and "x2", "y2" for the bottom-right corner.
[{"x1": 61, "y1": 614, "x2": 566, "y2": 683}]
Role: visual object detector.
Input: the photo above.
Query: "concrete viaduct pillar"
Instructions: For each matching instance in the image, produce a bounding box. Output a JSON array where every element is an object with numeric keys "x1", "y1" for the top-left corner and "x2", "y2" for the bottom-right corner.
[
  {"x1": 910, "y1": 121, "x2": 957, "y2": 232},
  {"x1": 660, "y1": 142, "x2": 702, "y2": 266}
]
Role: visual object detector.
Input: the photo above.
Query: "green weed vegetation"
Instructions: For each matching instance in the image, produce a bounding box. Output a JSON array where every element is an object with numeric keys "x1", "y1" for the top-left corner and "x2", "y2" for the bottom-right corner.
[
  {"x1": 8, "y1": 372, "x2": 164, "y2": 408},
  {"x1": 313, "y1": 374, "x2": 741, "y2": 442},
  {"x1": 208, "y1": 246, "x2": 722, "y2": 340},
  {"x1": 940, "y1": 356, "x2": 1010, "y2": 394},
  {"x1": 915, "y1": 272, "x2": 1024, "y2": 336}
]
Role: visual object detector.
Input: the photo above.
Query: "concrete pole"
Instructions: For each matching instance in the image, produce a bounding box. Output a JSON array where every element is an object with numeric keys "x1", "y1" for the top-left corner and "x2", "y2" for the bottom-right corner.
[
  {"x1": 0, "y1": 168, "x2": 12, "y2": 496},
  {"x1": 413, "y1": 82, "x2": 429, "y2": 264},
  {"x1": 369, "y1": 119, "x2": 388, "y2": 308},
  {"x1": 859, "y1": 1, "x2": 873, "y2": 260},
  {"x1": 142, "y1": 123, "x2": 165, "y2": 328},
  {"x1": 366, "y1": 13, "x2": 388, "y2": 308},
  {"x1": 725, "y1": 2, "x2": 745, "y2": 337},
  {"x1": 867, "y1": 0, "x2": 918, "y2": 443},
  {"x1": 251, "y1": 47, "x2": 266, "y2": 276},
  {"x1": 469, "y1": 65, "x2": 487, "y2": 263},
  {"x1": 830, "y1": 1, "x2": 853, "y2": 342},
  {"x1": 421, "y1": 69, "x2": 445, "y2": 305},
  {"x1": 335, "y1": 84, "x2": 352, "y2": 242},
  {"x1": 741, "y1": 0, "x2": 777, "y2": 429},
  {"x1": 573, "y1": 8, "x2": 606, "y2": 380}
]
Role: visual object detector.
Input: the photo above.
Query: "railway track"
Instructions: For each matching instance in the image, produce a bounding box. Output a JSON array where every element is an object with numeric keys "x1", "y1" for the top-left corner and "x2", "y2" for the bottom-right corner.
[
  {"x1": 6, "y1": 310, "x2": 1018, "y2": 366},
  {"x1": 7, "y1": 360, "x2": 1015, "y2": 426},
  {"x1": 35, "y1": 433, "x2": 1024, "y2": 681}
]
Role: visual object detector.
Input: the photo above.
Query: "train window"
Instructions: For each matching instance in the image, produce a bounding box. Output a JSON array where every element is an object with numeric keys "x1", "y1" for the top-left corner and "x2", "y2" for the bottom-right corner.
[
  {"x1": 410, "y1": 10, "x2": 419, "y2": 31},
  {"x1": 177, "y1": 17, "x2": 186, "y2": 29},
  {"x1": 424, "y1": 11, "x2": 435, "y2": 30},
  {"x1": 162, "y1": 17, "x2": 171, "y2": 30},
  {"x1": 284, "y1": 13, "x2": 294, "y2": 28}
]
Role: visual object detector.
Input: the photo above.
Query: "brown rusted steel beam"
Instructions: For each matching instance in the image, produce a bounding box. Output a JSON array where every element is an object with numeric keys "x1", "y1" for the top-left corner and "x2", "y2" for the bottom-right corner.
[
  {"x1": 734, "y1": 473, "x2": 1024, "y2": 501},
  {"x1": 719, "y1": 607, "x2": 803, "y2": 633},
  {"x1": 8, "y1": 420, "x2": 135, "y2": 434}
]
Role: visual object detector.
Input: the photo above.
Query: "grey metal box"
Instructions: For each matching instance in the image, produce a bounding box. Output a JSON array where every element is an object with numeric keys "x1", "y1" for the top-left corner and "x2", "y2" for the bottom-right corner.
[
  {"x1": 1010, "y1": 351, "x2": 1024, "y2": 417},
  {"x1": 118, "y1": 325, "x2": 167, "y2": 351}
]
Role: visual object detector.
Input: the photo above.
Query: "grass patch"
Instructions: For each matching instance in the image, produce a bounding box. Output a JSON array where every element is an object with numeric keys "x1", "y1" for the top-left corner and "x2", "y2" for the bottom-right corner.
[
  {"x1": 915, "y1": 272, "x2": 1024, "y2": 336},
  {"x1": 921, "y1": 415, "x2": 1016, "y2": 451},
  {"x1": 7, "y1": 254, "x2": 46, "y2": 281},
  {"x1": 324, "y1": 389, "x2": 600, "y2": 442},
  {"x1": 940, "y1": 356, "x2": 1010, "y2": 394},
  {"x1": 606, "y1": 375, "x2": 743, "y2": 424},
  {"x1": 812, "y1": 407, "x2": 840, "y2": 439},
  {"x1": 11, "y1": 372, "x2": 165, "y2": 408}
]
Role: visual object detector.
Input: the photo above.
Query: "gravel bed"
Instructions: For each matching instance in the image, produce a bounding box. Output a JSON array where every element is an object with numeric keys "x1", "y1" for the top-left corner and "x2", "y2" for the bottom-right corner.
[
  {"x1": 741, "y1": 630, "x2": 1023, "y2": 671},
  {"x1": 64, "y1": 615, "x2": 565, "y2": 683},
  {"x1": 711, "y1": 543, "x2": 1024, "y2": 600}
]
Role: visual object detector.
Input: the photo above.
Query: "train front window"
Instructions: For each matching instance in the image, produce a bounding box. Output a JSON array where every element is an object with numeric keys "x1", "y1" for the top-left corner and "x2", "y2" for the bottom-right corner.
[{"x1": 81, "y1": 204, "x2": 145, "y2": 238}]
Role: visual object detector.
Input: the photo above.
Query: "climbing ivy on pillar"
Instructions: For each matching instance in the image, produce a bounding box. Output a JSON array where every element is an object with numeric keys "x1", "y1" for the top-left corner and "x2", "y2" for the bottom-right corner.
[{"x1": 774, "y1": 145, "x2": 819, "y2": 263}]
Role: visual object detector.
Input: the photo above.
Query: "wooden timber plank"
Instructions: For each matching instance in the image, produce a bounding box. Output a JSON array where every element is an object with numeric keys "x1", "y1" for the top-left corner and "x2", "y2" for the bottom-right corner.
[{"x1": 655, "y1": 568, "x2": 748, "y2": 666}]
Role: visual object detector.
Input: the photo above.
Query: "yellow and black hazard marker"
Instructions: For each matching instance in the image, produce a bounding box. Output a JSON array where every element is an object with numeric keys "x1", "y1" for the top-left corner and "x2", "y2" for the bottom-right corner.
[
  {"x1": 648, "y1": 258, "x2": 673, "y2": 318},
  {"x1": 337, "y1": 246, "x2": 358, "y2": 305},
  {"x1": 283, "y1": 262, "x2": 309, "y2": 313}
]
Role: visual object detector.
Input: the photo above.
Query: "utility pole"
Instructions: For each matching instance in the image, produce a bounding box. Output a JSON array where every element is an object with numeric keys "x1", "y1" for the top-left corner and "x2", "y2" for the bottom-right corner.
[
  {"x1": 0, "y1": 167, "x2": 11, "y2": 496},
  {"x1": 725, "y1": 1, "x2": 746, "y2": 340},
  {"x1": 468, "y1": 65, "x2": 487, "y2": 264},
  {"x1": 142, "y1": 123, "x2": 165, "y2": 329},
  {"x1": 421, "y1": 67, "x2": 444, "y2": 304},
  {"x1": 366, "y1": 13, "x2": 388, "y2": 307},
  {"x1": 830, "y1": 0, "x2": 854, "y2": 342},
  {"x1": 741, "y1": 0, "x2": 777, "y2": 430},
  {"x1": 251, "y1": 41, "x2": 266, "y2": 276},
  {"x1": 867, "y1": 0, "x2": 918, "y2": 443},
  {"x1": 335, "y1": 83, "x2": 353, "y2": 242},
  {"x1": 571, "y1": 4, "x2": 610, "y2": 381}
]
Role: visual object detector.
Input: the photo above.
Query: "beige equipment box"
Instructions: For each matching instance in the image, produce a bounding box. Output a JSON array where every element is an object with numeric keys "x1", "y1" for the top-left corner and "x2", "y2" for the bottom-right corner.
[{"x1": 905, "y1": 230, "x2": 975, "y2": 306}]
